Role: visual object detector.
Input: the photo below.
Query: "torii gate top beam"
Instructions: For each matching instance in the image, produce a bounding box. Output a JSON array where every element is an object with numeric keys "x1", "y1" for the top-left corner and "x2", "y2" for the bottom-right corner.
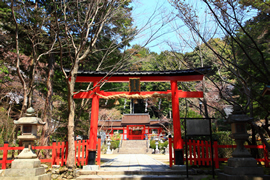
[{"x1": 67, "y1": 66, "x2": 211, "y2": 83}]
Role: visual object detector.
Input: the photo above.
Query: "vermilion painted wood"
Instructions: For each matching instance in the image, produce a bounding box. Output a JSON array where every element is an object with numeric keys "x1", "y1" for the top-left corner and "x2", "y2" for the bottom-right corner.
[
  {"x1": 75, "y1": 141, "x2": 78, "y2": 165},
  {"x1": 213, "y1": 141, "x2": 219, "y2": 168},
  {"x1": 75, "y1": 75, "x2": 204, "y2": 83},
  {"x1": 73, "y1": 90, "x2": 203, "y2": 99},
  {"x1": 81, "y1": 140, "x2": 85, "y2": 165},
  {"x1": 169, "y1": 137, "x2": 173, "y2": 167},
  {"x1": 60, "y1": 142, "x2": 65, "y2": 166},
  {"x1": 197, "y1": 140, "x2": 201, "y2": 165},
  {"x1": 201, "y1": 141, "x2": 205, "y2": 166},
  {"x1": 52, "y1": 141, "x2": 56, "y2": 166},
  {"x1": 57, "y1": 142, "x2": 62, "y2": 165},
  {"x1": 32, "y1": 146, "x2": 53, "y2": 149},
  {"x1": 1, "y1": 143, "x2": 8, "y2": 169},
  {"x1": 1, "y1": 139, "x2": 269, "y2": 169},
  {"x1": 97, "y1": 138, "x2": 101, "y2": 166},
  {"x1": 89, "y1": 82, "x2": 100, "y2": 151},
  {"x1": 171, "y1": 81, "x2": 182, "y2": 151},
  {"x1": 205, "y1": 141, "x2": 209, "y2": 166}
]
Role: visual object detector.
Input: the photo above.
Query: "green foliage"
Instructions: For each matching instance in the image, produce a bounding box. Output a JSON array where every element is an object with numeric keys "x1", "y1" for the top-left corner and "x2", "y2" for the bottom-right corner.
[
  {"x1": 111, "y1": 133, "x2": 121, "y2": 141},
  {"x1": 110, "y1": 140, "x2": 120, "y2": 150},
  {"x1": 150, "y1": 140, "x2": 156, "y2": 149},
  {"x1": 149, "y1": 140, "x2": 168, "y2": 151},
  {"x1": 0, "y1": 60, "x2": 11, "y2": 83},
  {"x1": 213, "y1": 131, "x2": 235, "y2": 158}
]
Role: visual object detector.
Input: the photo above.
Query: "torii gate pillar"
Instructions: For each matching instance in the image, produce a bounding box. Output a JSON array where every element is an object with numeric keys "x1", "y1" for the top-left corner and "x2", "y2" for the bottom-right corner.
[
  {"x1": 171, "y1": 80, "x2": 184, "y2": 165},
  {"x1": 88, "y1": 82, "x2": 100, "y2": 165}
]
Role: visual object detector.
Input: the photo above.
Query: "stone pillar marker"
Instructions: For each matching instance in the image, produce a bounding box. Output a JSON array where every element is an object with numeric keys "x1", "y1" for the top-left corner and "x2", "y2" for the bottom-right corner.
[
  {"x1": 217, "y1": 105, "x2": 269, "y2": 180},
  {"x1": 2, "y1": 107, "x2": 51, "y2": 180}
]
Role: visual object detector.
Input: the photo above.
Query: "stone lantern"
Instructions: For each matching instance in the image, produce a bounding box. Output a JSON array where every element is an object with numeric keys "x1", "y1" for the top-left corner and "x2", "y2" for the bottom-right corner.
[
  {"x1": 14, "y1": 107, "x2": 46, "y2": 159},
  {"x1": 106, "y1": 134, "x2": 112, "y2": 154},
  {"x1": 227, "y1": 105, "x2": 253, "y2": 158},
  {"x1": 155, "y1": 137, "x2": 159, "y2": 154},
  {"x1": 2, "y1": 107, "x2": 51, "y2": 180},
  {"x1": 217, "y1": 105, "x2": 267, "y2": 179}
]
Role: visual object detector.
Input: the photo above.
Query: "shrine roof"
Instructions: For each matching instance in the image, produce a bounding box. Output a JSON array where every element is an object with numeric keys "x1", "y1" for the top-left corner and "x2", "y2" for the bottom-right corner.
[
  {"x1": 121, "y1": 114, "x2": 150, "y2": 125},
  {"x1": 70, "y1": 66, "x2": 211, "y2": 77},
  {"x1": 68, "y1": 66, "x2": 211, "y2": 82}
]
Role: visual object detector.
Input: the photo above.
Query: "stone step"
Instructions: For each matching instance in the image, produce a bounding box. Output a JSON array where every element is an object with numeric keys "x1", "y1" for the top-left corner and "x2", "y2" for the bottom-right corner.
[
  {"x1": 117, "y1": 150, "x2": 146, "y2": 154},
  {"x1": 78, "y1": 170, "x2": 195, "y2": 176},
  {"x1": 116, "y1": 140, "x2": 149, "y2": 154},
  {"x1": 76, "y1": 174, "x2": 192, "y2": 180}
]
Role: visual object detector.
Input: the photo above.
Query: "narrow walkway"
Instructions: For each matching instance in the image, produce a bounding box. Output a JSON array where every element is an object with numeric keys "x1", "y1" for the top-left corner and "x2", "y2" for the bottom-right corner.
[
  {"x1": 77, "y1": 154, "x2": 209, "y2": 179},
  {"x1": 101, "y1": 154, "x2": 168, "y2": 171}
]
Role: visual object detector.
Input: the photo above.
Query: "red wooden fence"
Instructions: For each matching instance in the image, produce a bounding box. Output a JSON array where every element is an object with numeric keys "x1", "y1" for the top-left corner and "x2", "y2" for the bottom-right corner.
[
  {"x1": 0, "y1": 139, "x2": 101, "y2": 170},
  {"x1": 168, "y1": 138, "x2": 270, "y2": 168}
]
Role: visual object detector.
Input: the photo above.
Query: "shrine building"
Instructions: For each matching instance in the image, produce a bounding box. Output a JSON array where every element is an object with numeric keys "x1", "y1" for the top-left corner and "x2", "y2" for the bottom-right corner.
[{"x1": 98, "y1": 113, "x2": 168, "y2": 140}]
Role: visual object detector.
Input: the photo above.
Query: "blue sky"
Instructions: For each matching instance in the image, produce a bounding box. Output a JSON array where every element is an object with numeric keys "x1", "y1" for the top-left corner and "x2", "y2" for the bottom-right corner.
[
  {"x1": 129, "y1": 0, "x2": 214, "y2": 54},
  {"x1": 129, "y1": 0, "x2": 178, "y2": 54},
  {"x1": 129, "y1": 0, "x2": 257, "y2": 54}
]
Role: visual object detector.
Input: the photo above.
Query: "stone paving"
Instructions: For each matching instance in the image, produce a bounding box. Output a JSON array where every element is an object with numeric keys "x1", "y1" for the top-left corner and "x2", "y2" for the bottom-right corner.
[
  {"x1": 76, "y1": 154, "x2": 211, "y2": 179},
  {"x1": 101, "y1": 154, "x2": 168, "y2": 171}
]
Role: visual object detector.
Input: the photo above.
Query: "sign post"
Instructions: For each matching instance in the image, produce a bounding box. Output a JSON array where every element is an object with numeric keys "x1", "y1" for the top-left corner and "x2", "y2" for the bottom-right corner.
[{"x1": 184, "y1": 118, "x2": 215, "y2": 179}]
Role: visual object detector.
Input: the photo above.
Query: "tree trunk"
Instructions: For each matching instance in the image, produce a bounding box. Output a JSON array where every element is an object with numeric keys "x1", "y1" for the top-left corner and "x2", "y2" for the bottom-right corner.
[
  {"x1": 66, "y1": 62, "x2": 79, "y2": 168},
  {"x1": 40, "y1": 53, "x2": 55, "y2": 158}
]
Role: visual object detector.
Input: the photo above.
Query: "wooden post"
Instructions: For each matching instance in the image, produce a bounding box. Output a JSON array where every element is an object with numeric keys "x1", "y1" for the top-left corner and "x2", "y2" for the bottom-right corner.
[
  {"x1": 88, "y1": 81, "x2": 100, "y2": 165},
  {"x1": 96, "y1": 137, "x2": 101, "y2": 167},
  {"x1": 2, "y1": 142, "x2": 8, "y2": 169},
  {"x1": 170, "y1": 80, "x2": 184, "y2": 165},
  {"x1": 169, "y1": 136, "x2": 173, "y2": 167},
  {"x1": 51, "y1": 141, "x2": 57, "y2": 167},
  {"x1": 213, "y1": 141, "x2": 219, "y2": 169},
  {"x1": 60, "y1": 142, "x2": 65, "y2": 166}
]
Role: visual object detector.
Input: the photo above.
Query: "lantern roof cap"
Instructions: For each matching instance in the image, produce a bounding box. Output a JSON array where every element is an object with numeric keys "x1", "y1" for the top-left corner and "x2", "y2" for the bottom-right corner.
[
  {"x1": 227, "y1": 105, "x2": 253, "y2": 123},
  {"x1": 14, "y1": 107, "x2": 46, "y2": 125}
]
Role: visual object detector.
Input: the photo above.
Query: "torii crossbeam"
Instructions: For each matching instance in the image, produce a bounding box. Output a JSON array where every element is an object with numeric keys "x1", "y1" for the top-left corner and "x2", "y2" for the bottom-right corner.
[{"x1": 70, "y1": 66, "x2": 211, "y2": 166}]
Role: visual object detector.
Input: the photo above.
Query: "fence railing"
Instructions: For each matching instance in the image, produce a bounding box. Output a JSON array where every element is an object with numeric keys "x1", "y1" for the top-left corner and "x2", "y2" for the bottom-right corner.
[
  {"x1": 168, "y1": 138, "x2": 269, "y2": 168},
  {"x1": 0, "y1": 139, "x2": 101, "y2": 170}
]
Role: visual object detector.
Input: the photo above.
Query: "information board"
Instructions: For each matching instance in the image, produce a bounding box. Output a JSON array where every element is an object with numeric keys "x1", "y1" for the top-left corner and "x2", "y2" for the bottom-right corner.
[{"x1": 186, "y1": 119, "x2": 210, "y2": 136}]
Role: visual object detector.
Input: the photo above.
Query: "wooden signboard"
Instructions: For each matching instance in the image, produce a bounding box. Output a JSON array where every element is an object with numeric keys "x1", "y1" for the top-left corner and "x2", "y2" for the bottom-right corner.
[{"x1": 129, "y1": 78, "x2": 140, "y2": 92}]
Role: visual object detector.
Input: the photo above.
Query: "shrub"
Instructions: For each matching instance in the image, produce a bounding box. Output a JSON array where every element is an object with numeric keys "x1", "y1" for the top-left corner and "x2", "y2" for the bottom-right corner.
[
  {"x1": 150, "y1": 140, "x2": 156, "y2": 149},
  {"x1": 110, "y1": 140, "x2": 120, "y2": 150}
]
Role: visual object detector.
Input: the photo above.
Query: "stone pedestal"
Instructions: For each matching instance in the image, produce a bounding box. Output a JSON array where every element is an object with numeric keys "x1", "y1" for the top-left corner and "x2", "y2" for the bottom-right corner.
[
  {"x1": 217, "y1": 106, "x2": 270, "y2": 180},
  {"x1": 2, "y1": 159, "x2": 51, "y2": 180},
  {"x1": 217, "y1": 157, "x2": 268, "y2": 180}
]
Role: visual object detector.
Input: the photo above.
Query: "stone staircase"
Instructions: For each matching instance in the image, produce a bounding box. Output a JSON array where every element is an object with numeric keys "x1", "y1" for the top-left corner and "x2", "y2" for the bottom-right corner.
[{"x1": 115, "y1": 140, "x2": 150, "y2": 154}]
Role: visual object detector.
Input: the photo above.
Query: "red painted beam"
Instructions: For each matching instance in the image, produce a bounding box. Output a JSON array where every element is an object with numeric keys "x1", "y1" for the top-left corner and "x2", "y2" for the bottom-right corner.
[
  {"x1": 75, "y1": 75, "x2": 204, "y2": 83},
  {"x1": 73, "y1": 90, "x2": 203, "y2": 99}
]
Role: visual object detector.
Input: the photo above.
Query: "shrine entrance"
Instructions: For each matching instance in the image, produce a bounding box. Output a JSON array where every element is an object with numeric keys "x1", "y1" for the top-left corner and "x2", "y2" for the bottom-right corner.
[
  {"x1": 127, "y1": 125, "x2": 145, "y2": 140},
  {"x1": 72, "y1": 66, "x2": 211, "y2": 166}
]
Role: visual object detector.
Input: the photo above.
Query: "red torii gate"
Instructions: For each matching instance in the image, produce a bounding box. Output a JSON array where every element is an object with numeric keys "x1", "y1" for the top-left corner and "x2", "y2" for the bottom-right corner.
[{"x1": 72, "y1": 67, "x2": 210, "y2": 165}]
